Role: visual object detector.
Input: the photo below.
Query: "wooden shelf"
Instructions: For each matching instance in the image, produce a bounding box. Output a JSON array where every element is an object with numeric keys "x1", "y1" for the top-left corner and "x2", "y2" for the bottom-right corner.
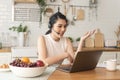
[
  {"x1": 14, "y1": 0, "x2": 36, "y2": 4},
  {"x1": 69, "y1": 5, "x2": 97, "y2": 8},
  {"x1": 0, "y1": 48, "x2": 11, "y2": 52},
  {"x1": 74, "y1": 47, "x2": 120, "y2": 52}
]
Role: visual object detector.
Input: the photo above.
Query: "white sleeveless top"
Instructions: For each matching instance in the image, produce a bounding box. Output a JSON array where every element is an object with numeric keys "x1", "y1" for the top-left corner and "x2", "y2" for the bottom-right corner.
[{"x1": 43, "y1": 34, "x2": 67, "y2": 65}]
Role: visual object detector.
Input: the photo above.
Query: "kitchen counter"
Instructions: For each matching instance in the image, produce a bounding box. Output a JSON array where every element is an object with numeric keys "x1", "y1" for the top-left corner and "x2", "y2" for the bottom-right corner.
[
  {"x1": 82, "y1": 47, "x2": 120, "y2": 52},
  {"x1": 0, "y1": 48, "x2": 11, "y2": 52},
  {"x1": 0, "y1": 66, "x2": 55, "y2": 80},
  {"x1": 0, "y1": 47, "x2": 120, "y2": 53},
  {"x1": 74, "y1": 47, "x2": 120, "y2": 52},
  {"x1": 48, "y1": 67, "x2": 120, "y2": 80}
]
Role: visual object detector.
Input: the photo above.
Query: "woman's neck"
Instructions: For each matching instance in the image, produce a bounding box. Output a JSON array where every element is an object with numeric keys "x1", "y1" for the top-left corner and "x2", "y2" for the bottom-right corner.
[{"x1": 50, "y1": 33, "x2": 60, "y2": 41}]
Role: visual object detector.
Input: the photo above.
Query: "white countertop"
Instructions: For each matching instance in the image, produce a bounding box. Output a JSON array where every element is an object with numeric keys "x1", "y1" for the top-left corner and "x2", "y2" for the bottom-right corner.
[{"x1": 0, "y1": 66, "x2": 56, "y2": 80}]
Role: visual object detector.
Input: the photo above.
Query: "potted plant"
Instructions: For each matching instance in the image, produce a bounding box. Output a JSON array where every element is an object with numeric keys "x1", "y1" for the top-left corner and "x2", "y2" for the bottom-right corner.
[
  {"x1": 9, "y1": 23, "x2": 29, "y2": 33},
  {"x1": 9, "y1": 23, "x2": 30, "y2": 47},
  {"x1": 75, "y1": 37, "x2": 81, "y2": 47},
  {"x1": 68, "y1": 37, "x2": 74, "y2": 43},
  {"x1": 36, "y1": 0, "x2": 47, "y2": 26},
  {"x1": 76, "y1": 37, "x2": 80, "y2": 42}
]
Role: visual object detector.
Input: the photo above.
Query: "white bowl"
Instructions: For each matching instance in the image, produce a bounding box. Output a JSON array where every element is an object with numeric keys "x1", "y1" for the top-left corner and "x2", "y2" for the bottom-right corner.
[{"x1": 9, "y1": 65, "x2": 48, "y2": 77}]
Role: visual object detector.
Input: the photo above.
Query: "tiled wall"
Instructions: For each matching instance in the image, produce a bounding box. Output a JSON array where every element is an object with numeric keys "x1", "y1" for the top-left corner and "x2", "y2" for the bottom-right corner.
[
  {"x1": 0, "y1": 0, "x2": 120, "y2": 47},
  {"x1": 0, "y1": 0, "x2": 120, "y2": 64},
  {"x1": 0, "y1": 0, "x2": 12, "y2": 31}
]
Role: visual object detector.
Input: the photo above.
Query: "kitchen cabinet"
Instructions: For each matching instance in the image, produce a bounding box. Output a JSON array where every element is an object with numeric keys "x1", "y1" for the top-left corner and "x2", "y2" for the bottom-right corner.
[
  {"x1": 0, "y1": 66, "x2": 55, "y2": 80},
  {"x1": 0, "y1": 52, "x2": 11, "y2": 64},
  {"x1": 14, "y1": 0, "x2": 36, "y2": 3},
  {"x1": 11, "y1": 47, "x2": 38, "y2": 61},
  {"x1": 0, "y1": 48, "x2": 11, "y2": 52},
  {"x1": 98, "y1": 52, "x2": 120, "y2": 64},
  {"x1": 0, "y1": 48, "x2": 11, "y2": 64}
]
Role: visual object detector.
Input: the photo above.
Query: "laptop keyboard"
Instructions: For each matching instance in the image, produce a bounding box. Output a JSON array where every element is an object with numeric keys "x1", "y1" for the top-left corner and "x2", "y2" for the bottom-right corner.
[{"x1": 57, "y1": 65, "x2": 72, "y2": 71}]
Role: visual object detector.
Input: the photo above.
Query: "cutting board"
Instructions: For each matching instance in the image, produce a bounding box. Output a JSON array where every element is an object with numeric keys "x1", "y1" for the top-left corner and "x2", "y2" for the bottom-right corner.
[
  {"x1": 94, "y1": 29, "x2": 104, "y2": 48},
  {"x1": 85, "y1": 37, "x2": 94, "y2": 48},
  {"x1": 77, "y1": 9, "x2": 85, "y2": 20}
]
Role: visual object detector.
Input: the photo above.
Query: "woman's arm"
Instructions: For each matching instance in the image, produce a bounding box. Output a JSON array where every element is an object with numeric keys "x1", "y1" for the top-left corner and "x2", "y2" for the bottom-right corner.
[
  {"x1": 37, "y1": 36, "x2": 69, "y2": 65},
  {"x1": 66, "y1": 38, "x2": 75, "y2": 63},
  {"x1": 75, "y1": 30, "x2": 96, "y2": 57},
  {"x1": 65, "y1": 30, "x2": 96, "y2": 63}
]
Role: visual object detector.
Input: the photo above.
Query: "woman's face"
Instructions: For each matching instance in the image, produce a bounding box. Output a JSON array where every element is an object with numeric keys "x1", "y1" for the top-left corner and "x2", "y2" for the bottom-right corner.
[{"x1": 51, "y1": 18, "x2": 67, "y2": 39}]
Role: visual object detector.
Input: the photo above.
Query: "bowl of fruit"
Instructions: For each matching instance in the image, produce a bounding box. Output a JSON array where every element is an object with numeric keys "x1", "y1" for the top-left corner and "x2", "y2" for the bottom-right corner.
[{"x1": 9, "y1": 57, "x2": 48, "y2": 77}]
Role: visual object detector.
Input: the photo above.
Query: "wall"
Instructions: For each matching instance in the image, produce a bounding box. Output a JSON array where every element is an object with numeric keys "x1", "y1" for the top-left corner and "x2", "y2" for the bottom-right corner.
[{"x1": 0, "y1": 0, "x2": 120, "y2": 46}]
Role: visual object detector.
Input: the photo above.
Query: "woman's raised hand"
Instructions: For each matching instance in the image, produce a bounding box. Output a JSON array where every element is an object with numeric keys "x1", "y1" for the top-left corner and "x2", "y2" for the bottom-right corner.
[
  {"x1": 76, "y1": 29, "x2": 96, "y2": 53},
  {"x1": 81, "y1": 29, "x2": 96, "y2": 41}
]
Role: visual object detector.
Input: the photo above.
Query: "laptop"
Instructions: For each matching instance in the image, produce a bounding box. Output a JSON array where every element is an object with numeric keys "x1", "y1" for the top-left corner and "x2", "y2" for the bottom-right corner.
[{"x1": 56, "y1": 50, "x2": 103, "y2": 73}]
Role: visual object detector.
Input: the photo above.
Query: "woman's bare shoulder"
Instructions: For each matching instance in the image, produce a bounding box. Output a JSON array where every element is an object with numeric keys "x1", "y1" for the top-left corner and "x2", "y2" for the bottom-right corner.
[{"x1": 38, "y1": 35, "x2": 45, "y2": 41}]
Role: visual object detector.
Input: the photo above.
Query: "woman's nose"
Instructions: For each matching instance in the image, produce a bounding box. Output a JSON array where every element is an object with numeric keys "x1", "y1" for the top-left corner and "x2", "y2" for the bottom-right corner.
[{"x1": 61, "y1": 27, "x2": 66, "y2": 31}]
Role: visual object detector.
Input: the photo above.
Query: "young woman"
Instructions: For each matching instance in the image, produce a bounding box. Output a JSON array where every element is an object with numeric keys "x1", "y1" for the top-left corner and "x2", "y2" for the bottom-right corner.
[{"x1": 37, "y1": 12, "x2": 95, "y2": 66}]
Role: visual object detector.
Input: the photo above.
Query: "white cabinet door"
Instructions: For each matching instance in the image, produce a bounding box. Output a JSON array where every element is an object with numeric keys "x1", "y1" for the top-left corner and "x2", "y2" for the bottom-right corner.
[
  {"x1": 0, "y1": 53, "x2": 11, "y2": 64},
  {"x1": 11, "y1": 47, "x2": 37, "y2": 57},
  {"x1": 11, "y1": 47, "x2": 38, "y2": 62}
]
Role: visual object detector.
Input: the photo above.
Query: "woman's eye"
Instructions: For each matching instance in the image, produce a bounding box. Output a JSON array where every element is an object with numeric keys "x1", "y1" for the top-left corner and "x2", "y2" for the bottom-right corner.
[
  {"x1": 58, "y1": 25, "x2": 62, "y2": 28},
  {"x1": 64, "y1": 26, "x2": 67, "y2": 28},
  {"x1": 57, "y1": 24, "x2": 67, "y2": 28}
]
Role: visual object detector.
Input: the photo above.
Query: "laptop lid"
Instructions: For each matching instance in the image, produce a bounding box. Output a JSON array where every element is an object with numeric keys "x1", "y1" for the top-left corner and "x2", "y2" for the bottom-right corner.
[{"x1": 57, "y1": 50, "x2": 103, "y2": 73}]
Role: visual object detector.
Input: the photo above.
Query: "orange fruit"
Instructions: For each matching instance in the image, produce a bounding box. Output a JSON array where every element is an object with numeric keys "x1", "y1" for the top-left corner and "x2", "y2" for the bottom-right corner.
[{"x1": 21, "y1": 57, "x2": 30, "y2": 63}]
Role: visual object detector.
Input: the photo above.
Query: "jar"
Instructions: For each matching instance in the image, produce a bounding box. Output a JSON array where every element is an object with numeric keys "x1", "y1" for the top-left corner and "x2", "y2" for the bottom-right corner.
[
  {"x1": 117, "y1": 40, "x2": 120, "y2": 48},
  {"x1": 0, "y1": 42, "x2": 2, "y2": 49},
  {"x1": 50, "y1": 0, "x2": 56, "y2": 2}
]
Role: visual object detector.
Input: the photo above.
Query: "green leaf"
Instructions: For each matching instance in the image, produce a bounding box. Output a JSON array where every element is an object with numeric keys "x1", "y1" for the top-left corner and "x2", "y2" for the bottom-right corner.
[
  {"x1": 36, "y1": 0, "x2": 47, "y2": 25},
  {"x1": 76, "y1": 37, "x2": 80, "y2": 41},
  {"x1": 68, "y1": 37, "x2": 74, "y2": 43},
  {"x1": 9, "y1": 23, "x2": 29, "y2": 33},
  {"x1": 23, "y1": 26, "x2": 28, "y2": 32}
]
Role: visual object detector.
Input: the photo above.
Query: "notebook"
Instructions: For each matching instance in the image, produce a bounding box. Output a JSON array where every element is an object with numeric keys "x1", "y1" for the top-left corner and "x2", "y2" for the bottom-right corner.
[{"x1": 56, "y1": 50, "x2": 103, "y2": 73}]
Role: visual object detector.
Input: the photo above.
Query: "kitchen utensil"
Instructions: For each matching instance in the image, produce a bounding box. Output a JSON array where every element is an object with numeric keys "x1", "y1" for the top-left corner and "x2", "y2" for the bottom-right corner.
[
  {"x1": 70, "y1": 6, "x2": 77, "y2": 25},
  {"x1": 73, "y1": 7, "x2": 77, "y2": 21},
  {"x1": 45, "y1": 7, "x2": 54, "y2": 22},
  {"x1": 94, "y1": 29, "x2": 104, "y2": 48},
  {"x1": 62, "y1": 0, "x2": 70, "y2": 2},
  {"x1": 62, "y1": 0, "x2": 70, "y2": 15},
  {"x1": 90, "y1": 0, "x2": 97, "y2": 4},
  {"x1": 117, "y1": 40, "x2": 120, "y2": 48},
  {"x1": 85, "y1": 37, "x2": 94, "y2": 48},
  {"x1": 64, "y1": 4, "x2": 67, "y2": 15},
  {"x1": 45, "y1": 7, "x2": 54, "y2": 17},
  {"x1": 77, "y1": 8, "x2": 85, "y2": 20},
  {"x1": 89, "y1": 5, "x2": 97, "y2": 21},
  {"x1": 70, "y1": 5, "x2": 75, "y2": 25},
  {"x1": 50, "y1": 0, "x2": 56, "y2": 2}
]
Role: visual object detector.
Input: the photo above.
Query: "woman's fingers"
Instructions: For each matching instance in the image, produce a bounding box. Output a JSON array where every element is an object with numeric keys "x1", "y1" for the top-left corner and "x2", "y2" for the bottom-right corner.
[
  {"x1": 81, "y1": 29, "x2": 96, "y2": 40},
  {"x1": 91, "y1": 29, "x2": 96, "y2": 34},
  {"x1": 89, "y1": 29, "x2": 96, "y2": 36}
]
